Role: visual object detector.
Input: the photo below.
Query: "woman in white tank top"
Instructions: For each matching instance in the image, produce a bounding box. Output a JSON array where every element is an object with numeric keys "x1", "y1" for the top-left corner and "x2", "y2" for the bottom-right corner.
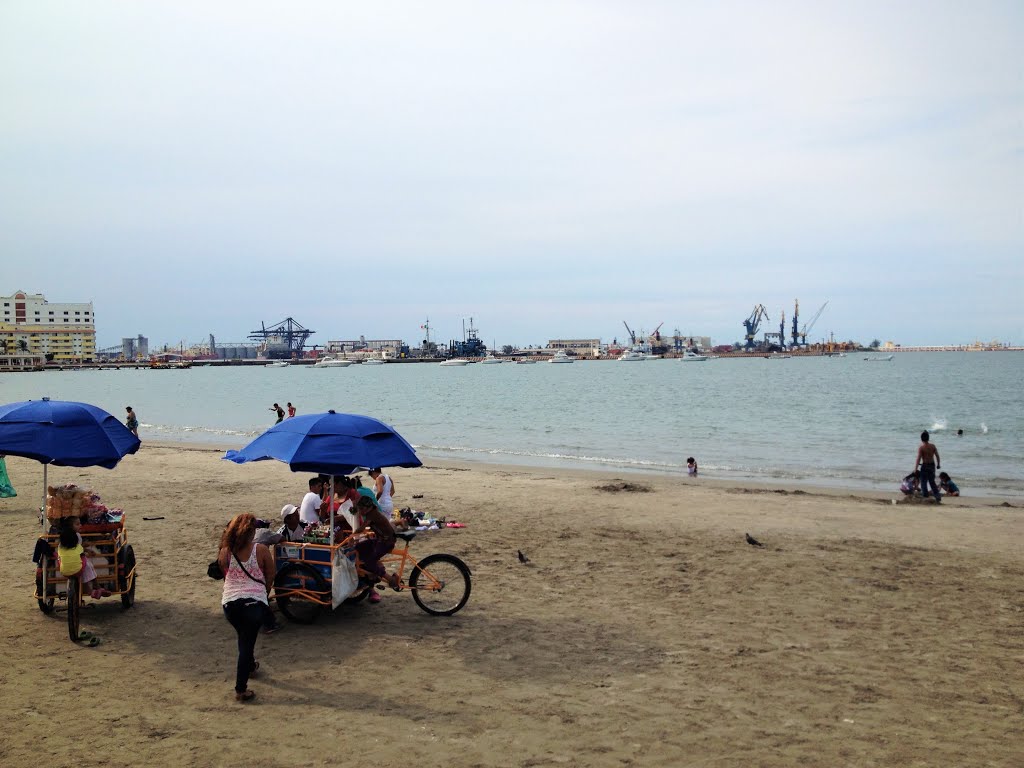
[
  {"x1": 370, "y1": 468, "x2": 395, "y2": 516},
  {"x1": 218, "y1": 513, "x2": 275, "y2": 702}
]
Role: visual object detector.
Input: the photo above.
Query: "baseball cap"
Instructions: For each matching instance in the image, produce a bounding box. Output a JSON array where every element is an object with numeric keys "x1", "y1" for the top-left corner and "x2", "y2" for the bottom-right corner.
[{"x1": 280, "y1": 503, "x2": 298, "y2": 519}]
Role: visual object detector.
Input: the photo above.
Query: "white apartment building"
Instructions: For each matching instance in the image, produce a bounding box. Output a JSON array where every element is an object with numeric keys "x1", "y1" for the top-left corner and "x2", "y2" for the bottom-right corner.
[{"x1": 0, "y1": 290, "x2": 96, "y2": 361}]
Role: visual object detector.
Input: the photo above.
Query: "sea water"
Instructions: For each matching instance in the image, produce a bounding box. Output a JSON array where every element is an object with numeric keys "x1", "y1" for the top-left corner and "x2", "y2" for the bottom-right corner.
[{"x1": 2, "y1": 352, "x2": 1022, "y2": 497}]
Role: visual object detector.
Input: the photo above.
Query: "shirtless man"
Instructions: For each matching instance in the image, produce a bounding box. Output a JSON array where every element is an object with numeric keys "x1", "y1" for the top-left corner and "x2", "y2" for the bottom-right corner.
[{"x1": 915, "y1": 431, "x2": 941, "y2": 502}]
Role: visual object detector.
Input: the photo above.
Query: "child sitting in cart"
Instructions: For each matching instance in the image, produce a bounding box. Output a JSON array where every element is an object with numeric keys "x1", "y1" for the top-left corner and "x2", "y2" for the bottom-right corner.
[
  {"x1": 57, "y1": 516, "x2": 111, "y2": 599},
  {"x1": 353, "y1": 494, "x2": 400, "y2": 603}
]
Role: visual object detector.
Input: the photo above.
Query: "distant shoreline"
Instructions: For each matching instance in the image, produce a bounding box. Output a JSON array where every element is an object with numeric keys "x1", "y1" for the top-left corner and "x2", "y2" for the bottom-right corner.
[{"x1": 139, "y1": 439, "x2": 1023, "y2": 506}]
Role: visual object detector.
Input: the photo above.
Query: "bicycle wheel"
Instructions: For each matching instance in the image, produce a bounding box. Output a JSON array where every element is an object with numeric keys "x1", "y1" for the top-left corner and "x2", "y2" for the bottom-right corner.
[
  {"x1": 36, "y1": 556, "x2": 55, "y2": 614},
  {"x1": 274, "y1": 563, "x2": 328, "y2": 624},
  {"x1": 409, "y1": 554, "x2": 471, "y2": 616},
  {"x1": 119, "y1": 545, "x2": 137, "y2": 609},
  {"x1": 66, "y1": 575, "x2": 81, "y2": 642}
]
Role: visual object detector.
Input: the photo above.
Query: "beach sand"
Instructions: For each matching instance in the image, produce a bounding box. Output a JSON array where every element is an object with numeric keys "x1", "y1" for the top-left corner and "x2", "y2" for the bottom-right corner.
[{"x1": 1, "y1": 445, "x2": 1021, "y2": 768}]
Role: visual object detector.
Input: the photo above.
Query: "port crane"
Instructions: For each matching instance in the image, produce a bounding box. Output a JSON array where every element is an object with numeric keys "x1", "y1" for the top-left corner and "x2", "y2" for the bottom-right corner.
[
  {"x1": 623, "y1": 321, "x2": 637, "y2": 346},
  {"x1": 799, "y1": 301, "x2": 828, "y2": 346},
  {"x1": 742, "y1": 304, "x2": 769, "y2": 348},
  {"x1": 247, "y1": 318, "x2": 315, "y2": 358},
  {"x1": 790, "y1": 300, "x2": 801, "y2": 348}
]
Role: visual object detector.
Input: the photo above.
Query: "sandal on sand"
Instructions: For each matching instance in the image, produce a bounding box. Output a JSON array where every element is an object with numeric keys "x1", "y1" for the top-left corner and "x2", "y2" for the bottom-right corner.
[
  {"x1": 369, "y1": 590, "x2": 381, "y2": 603},
  {"x1": 77, "y1": 630, "x2": 95, "y2": 641},
  {"x1": 235, "y1": 690, "x2": 255, "y2": 702},
  {"x1": 90, "y1": 588, "x2": 112, "y2": 599},
  {"x1": 85, "y1": 636, "x2": 101, "y2": 647}
]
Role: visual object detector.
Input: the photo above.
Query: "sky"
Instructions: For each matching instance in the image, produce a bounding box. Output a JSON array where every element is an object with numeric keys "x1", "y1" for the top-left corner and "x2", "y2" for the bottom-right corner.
[{"x1": 1, "y1": 1, "x2": 1021, "y2": 350}]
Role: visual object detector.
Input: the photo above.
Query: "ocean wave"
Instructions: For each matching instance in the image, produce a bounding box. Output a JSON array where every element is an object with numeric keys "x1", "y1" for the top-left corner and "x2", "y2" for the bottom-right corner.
[{"x1": 142, "y1": 423, "x2": 261, "y2": 440}]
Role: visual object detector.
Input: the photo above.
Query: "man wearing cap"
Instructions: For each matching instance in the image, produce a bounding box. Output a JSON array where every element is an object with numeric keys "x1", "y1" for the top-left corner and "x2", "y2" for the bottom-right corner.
[{"x1": 278, "y1": 504, "x2": 304, "y2": 542}]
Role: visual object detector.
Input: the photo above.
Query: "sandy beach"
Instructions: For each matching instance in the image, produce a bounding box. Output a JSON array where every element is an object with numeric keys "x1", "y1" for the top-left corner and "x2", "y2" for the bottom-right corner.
[{"x1": 1, "y1": 444, "x2": 1021, "y2": 768}]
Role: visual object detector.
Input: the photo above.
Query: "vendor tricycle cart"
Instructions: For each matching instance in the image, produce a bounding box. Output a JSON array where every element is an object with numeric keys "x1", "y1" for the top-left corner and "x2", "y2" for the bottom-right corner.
[
  {"x1": 34, "y1": 518, "x2": 138, "y2": 642},
  {"x1": 273, "y1": 529, "x2": 471, "y2": 624}
]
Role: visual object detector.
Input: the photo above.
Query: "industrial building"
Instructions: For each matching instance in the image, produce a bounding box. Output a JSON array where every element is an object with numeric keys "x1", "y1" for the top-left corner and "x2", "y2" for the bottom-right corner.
[
  {"x1": 547, "y1": 339, "x2": 602, "y2": 357},
  {"x1": 0, "y1": 290, "x2": 96, "y2": 362}
]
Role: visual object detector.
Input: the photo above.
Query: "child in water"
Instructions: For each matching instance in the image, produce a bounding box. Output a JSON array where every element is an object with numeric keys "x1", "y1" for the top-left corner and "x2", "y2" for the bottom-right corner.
[
  {"x1": 900, "y1": 471, "x2": 920, "y2": 496},
  {"x1": 686, "y1": 457, "x2": 698, "y2": 476},
  {"x1": 938, "y1": 472, "x2": 960, "y2": 496},
  {"x1": 57, "y1": 517, "x2": 111, "y2": 599}
]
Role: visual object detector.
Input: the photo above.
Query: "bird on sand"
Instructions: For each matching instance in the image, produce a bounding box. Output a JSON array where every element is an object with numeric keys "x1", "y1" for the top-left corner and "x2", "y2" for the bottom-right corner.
[
  {"x1": 517, "y1": 550, "x2": 530, "y2": 564},
  {"x1": 745, "y1": 533, "x2": 764, "y2": 548}
]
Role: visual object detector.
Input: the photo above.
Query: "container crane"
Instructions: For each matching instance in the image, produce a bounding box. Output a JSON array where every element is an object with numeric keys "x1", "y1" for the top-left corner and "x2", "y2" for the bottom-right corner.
[
  {"x1": 248, "y1": 318, "x2": 315, "y2": 359},
  {"x1": 763, "y1": 310, "x2": 785, "y2": 350},
  {"x1": 799, "y1": 301, "x2": 828, "y2": 346},
  {"x1": 742, "y1": 304, "x2": 769, "y2": 348},
  {"x1": 790, "y1": 300, "x2": 801, "y2": 348}
]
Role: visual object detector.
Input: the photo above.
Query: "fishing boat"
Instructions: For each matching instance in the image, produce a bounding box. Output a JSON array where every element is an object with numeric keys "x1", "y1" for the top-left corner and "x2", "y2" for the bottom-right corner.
[
  {"x1": 548, "y1": 350, "x2": 574, "y2": 364},
  {"x1": 265, "y1": 361, "x2": 290, "y2": 368},
  {"x1": 361, "y1": 357, "x2": 386, "y2": 365},
  {"x1": 516, "y1": 358, "x2": 537, "y2": 365},
  {"x1": 480, "y1": 354, "x2": 503, "y2": 364},
  {"x1": 439, "y1": 358, "x2": 471, "y2": 366},
  {"x1": 313, "y1": 356, "x2": 353, "y2": 368},
  {"x1": 678, "y1": 350, "x2": 708, "y2": 362}
]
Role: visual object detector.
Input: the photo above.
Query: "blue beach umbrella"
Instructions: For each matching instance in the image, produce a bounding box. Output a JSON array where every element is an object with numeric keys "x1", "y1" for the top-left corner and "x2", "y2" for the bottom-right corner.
[
  {"x1": 0, "y1": 397, "x2": 141, "y2": 520},
  {"x1": 223, "y1": 410, "x2": 421, "y2": 475}
]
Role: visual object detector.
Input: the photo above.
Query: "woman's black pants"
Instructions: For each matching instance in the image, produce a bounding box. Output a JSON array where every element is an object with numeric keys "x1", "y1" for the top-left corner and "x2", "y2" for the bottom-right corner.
[{"x1": 223, "y1": 598, "x2": 264, "y2": 693}]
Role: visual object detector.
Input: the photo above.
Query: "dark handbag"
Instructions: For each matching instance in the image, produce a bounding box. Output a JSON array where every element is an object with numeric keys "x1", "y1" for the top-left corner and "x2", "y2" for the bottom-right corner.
[
  {"x1": 208, "y1": 552, "x2": 264, "y2": 584},
  {"x1": 207, "y1": 559, "x2": 225, "y2": 580}
]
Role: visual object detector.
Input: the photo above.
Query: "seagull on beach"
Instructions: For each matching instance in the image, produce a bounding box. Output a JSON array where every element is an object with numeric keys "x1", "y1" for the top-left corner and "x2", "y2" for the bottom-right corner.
[
  {"x1": 745, "y1": 533, "x2": 764, "y2": 548},
  {"x1": 517, "y1": 550, "x2": 530, "y2": 564}
]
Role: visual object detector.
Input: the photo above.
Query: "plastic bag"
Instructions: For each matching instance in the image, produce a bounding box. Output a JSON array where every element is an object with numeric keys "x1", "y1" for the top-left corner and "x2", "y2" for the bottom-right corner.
[{"x1": 331, "y1": 549, "x2": 358, "y2": 608}]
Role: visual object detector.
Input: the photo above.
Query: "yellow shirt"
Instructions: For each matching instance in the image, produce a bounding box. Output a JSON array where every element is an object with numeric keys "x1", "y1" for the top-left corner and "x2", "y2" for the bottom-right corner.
[{"x1": 57, "y1": 543, "x2": 84, "y2": 576}]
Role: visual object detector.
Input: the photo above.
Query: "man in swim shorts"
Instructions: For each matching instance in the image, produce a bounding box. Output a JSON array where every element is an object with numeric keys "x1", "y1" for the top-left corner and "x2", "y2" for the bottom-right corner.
[{"x1": 914, "y1": 431, "x2": 941, "y2": 502}]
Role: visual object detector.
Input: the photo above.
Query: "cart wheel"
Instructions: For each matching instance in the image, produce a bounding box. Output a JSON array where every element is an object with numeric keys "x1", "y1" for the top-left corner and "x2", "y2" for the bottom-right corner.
[
  {"x1": 119, "y1": 545, "x2": 136, "y2": 609},
  {"x1": 344, "y1": 585, "x2": 371, "y2": 605},
  {"x1": 66, "y1": 575, "x2": 81, "y2": 642},
  {"x1": 274, "y1": 563, "x2": 327, "y2": 624},
  {"x1": 409, "y1": 554, "x2": 472, "y2": 616},
  {"x1": 36, "y1": 556, "x2": 55, "y2": 614}
]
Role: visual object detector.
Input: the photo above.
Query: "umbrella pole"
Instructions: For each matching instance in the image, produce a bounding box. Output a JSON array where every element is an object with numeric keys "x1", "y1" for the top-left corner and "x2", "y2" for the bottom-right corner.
[
  {"x1": 329, "y1": 477, "x2": 335, "y2": 545},
  {"x1": 40, "y1": 463, "x2": 48, "y2": 528}
]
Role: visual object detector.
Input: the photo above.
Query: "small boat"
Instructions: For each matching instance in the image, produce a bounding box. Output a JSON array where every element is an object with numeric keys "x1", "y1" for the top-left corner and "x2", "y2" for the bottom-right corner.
[
  {"x1": 362, "y1": 358, "x2": 386, "y2": 365},
  {"x1": 864, "y1": 354, "x2": 894, "y2": 362},
  {"x1": 549, "y1": 350, "x2": 575, "y2": 364},
  {"x1": 313, "y1": 356, "x2": 353, "y2": 368},
  {"x1": 439, "y1": 358, "x2": 471, "y2": 366},
  {"x1": 619, "y1": 349, "x2": 647, "y2": 362},
  {"x1": 516, "y1": 358, "x2": 537, "y2": 365},
  {"x1": 265, "y1": 361, "x2": 290, "y2": 368},
  {"x1": 678, "y1": 350, "x2": 708, "y2": 362},
  {"x1": 480, "y1": 354, "x2": 503, "y2": 364},
  {"x1": 765, "y1": 353, "x2": 791, "y2": 360}
]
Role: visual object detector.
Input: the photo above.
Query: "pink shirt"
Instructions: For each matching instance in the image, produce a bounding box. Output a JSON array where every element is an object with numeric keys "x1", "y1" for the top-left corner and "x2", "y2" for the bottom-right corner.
[{"x1": 221, "y1": 546, "x2": 268, "y2": 606}]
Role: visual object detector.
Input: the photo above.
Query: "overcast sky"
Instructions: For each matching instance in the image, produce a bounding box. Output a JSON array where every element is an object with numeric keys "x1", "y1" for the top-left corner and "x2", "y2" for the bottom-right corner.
[{"x1": 2, "y1": 1, "x2": 1021, "y2": 350}]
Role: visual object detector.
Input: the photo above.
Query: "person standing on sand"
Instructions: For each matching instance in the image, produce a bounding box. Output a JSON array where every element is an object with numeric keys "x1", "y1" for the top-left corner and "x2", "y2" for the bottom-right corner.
[
  {"x1": 125, "y1": 406, "x2": 139, "y2": 437},
  {"x1": 287, "y1": 402, "x2": 296, "y2": 418},
  {"x1": 915, "y1": 431, "x2": 941, "y2": 502},
  {"x1": 369, "y1": 467, "x2": 395, "y2": 519},
  {"x1": 218, "y1": 513, "x2": 275, "y2": 702}
]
